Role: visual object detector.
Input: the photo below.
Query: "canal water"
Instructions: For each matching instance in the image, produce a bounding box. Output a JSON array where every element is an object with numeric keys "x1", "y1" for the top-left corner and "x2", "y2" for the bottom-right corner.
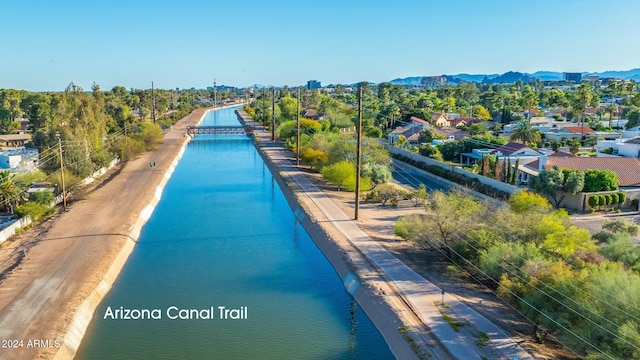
[{"x1": 76, "y1": 106, "x2": 393, "y2": 359}]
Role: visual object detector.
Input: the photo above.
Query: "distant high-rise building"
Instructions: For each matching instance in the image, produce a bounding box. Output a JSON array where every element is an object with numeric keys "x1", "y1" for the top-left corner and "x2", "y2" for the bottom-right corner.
[
  {"x1": 307, "y1": 80, "x2": 321, "y2": 90},
  {"x1": 563, "y1": 72, "x2": 582, "y2": 82}
]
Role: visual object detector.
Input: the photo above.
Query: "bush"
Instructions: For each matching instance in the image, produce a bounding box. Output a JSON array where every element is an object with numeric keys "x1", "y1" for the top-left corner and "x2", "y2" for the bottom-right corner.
[
  {"x1": 588, "y1": 195, "x2": 599, "y2": 208},
  {"x1": 604, "y1": 194, "x2": 613, "y2": 205},
  {"x1": 618, "y1": 192, "x2": 626, "y2": 205},
  {"x1": 599, "y1": 195, "x2": 607, "y2": 206},
  {"x1": 29, "y1": 191, "x2": 55, "y2": 205},
  {"x1": 15, "y1": 202, "x2": 53, "y2": 221},
  {"x1": 610, "y1": 193, "x2": 619, "y2": 205}
]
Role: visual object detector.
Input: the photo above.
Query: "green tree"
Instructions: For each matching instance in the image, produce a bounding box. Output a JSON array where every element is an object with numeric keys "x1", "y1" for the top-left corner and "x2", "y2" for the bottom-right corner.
[
  {"x1": 300, "y1": 148, "x2": 327, "y2": 169},
  {"x1": 508, "y1": 190, "x2": 552, "y2": 214},
  {"x1": 529, "y1": 167, "x2": 584, "y2": 208},
  {"x1": 395, "y1": 190, "x2": 483, "y2": 255},
  {"x1": 583, "y1": 170, "x2": 619, "y2": 192},
  {"x1": 278, "y1": 96, "x2": 298, "y2": 122},
  {"x1": 321, "y1": 160, "x2": 355, "y2": 191},
  {"x1": 408, "y1": 183, "x2": 428, "y2": 207},
  {"x1": 510, "y1": 119, "x2": 541, "y2": 145},
  {"x1": 0, "y1": 171, "x2": 20, "y2": 212}
]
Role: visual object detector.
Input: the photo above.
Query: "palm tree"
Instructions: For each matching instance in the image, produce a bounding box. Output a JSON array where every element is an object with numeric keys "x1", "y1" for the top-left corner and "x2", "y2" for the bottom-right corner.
[
  {"x1": 0, "y1": 171, "x2": 20, "y2": 213},
  {"x1": 510, "y1": 119, "x2": 541, "y2": 146},
  {"x1": 605, "y1": 103, "x2": 617, "y2": 128}
]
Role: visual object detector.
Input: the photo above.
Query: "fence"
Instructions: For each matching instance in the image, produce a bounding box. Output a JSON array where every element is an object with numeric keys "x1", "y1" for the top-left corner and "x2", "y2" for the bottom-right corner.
[{"x1": 384, "y1": 144, "x2": 519, "y2": 195}]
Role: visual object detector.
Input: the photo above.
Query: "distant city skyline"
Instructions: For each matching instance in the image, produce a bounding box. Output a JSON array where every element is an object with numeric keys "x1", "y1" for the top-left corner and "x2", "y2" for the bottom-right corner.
[{"x1": 2, "y1": 0, "x2": 639, "y2": 91}]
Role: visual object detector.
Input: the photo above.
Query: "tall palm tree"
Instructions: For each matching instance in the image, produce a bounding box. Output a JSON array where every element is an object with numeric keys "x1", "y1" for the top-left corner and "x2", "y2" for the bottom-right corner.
[
  {"x1": 605, "y1": 103, "x2": 617, "y2": 128},
  {"x1": 0, "y1": 171, "x2": 20, "y2": 213},
  {"x1": 510, "y1": 119, "x2": 541, "y2": 146}
]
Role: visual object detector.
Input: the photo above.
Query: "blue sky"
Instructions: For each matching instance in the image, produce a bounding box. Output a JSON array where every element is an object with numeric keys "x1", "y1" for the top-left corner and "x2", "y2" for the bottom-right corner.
[{"x1": 1, "y1": 0, "x2": 639, "y2": 91}]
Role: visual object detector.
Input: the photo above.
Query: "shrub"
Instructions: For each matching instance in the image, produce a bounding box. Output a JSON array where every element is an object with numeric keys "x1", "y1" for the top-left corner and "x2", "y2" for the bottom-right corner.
[
  {"x1": 598, "y1": 195, "x2": 606, "y2": 207},
  {"x1": 618, "y1": 192, "x2": 627, "y2": 205},
  {"x1": 610, "y1": 193, "x2": 619, "y2": 205},
  {"x1": 604, "y1": 194, "x2": 613, "y2": 205},
  {"x1": 29, "y1": 191, "x2": 55, "y2": 205},
  {"x1": 15, "y1": 202, "x2": 53, "y2": 222},
  {"x1": 588, "y1": 195, "x2": 599, "y2": 208}
]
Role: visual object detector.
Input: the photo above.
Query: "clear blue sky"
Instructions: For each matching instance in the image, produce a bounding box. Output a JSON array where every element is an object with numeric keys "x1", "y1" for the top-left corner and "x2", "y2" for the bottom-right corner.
[{"x1": 2, "y1": 0, "x2": 639, "y2": 91}]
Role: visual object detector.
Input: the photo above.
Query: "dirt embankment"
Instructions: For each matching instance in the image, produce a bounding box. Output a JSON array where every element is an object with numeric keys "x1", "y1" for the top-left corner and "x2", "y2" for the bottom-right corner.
[{"x1": 0, "y1": 108, "x2": 210, "y2": 360}]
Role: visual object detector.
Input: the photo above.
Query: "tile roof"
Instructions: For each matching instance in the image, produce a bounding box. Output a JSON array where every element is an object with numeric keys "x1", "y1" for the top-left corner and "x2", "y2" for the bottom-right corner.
[
  {"x1": 540, "y1": 157, "x2": 640, "y2": 187},
  {"x1": 490, "y1": 142, "x2": 541, "y2": 156},
  {"x1": 410, "y1": 116, "x2": 429, "y2": 125},
  {"x1": 559, "y1": 126, "x2": 595, "y2": 134}
]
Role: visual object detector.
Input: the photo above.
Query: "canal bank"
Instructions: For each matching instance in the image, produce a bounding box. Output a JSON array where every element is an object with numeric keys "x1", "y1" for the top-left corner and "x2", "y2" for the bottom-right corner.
[
  {"x1": 243, "y1": 117, "x2": 438, "y2": 359},
  {"x1": 0, "y1": 105, "x2": 241, "y2": 360},
  {"x1": 243, "y1": 109, "x2": 533, "y2": 360}
]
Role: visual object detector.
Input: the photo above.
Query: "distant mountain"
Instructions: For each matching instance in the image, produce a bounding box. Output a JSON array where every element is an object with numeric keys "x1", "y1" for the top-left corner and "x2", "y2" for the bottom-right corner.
[
  {"x1": 482, "y1": 71, "x2": 536, "y2": 84},
  {"x1": 388, "y1": 77, "x2": 423, "y2": 86},
  {"x1": 388, "y1": 68, "x2": 640, "y2": 86}
]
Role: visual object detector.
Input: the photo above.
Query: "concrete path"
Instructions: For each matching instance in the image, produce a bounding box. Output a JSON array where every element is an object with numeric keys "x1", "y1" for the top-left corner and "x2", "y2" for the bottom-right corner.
[{"x1": 257, "y1": 131, "x2": 532, "y2": 360}]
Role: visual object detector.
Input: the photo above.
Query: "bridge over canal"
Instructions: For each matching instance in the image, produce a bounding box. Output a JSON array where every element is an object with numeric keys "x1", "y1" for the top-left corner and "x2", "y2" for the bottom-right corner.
[{"x1": 186, "y1": 125, "x2": 254, "y2": 137}]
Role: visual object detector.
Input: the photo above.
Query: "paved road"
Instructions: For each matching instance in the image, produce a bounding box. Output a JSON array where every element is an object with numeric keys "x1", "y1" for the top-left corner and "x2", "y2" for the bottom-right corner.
[
  {"x1": 259, "y1": 136, "x2": 532, "y2": 360},
  {"x1": 392, "y1": 160, "x2": 449, "y2": 192}
]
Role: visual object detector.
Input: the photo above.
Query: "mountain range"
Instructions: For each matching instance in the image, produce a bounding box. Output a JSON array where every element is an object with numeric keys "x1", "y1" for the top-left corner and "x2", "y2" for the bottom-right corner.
[{"x1": 389, "y1": 68, "x2": 640, "y2": 86}]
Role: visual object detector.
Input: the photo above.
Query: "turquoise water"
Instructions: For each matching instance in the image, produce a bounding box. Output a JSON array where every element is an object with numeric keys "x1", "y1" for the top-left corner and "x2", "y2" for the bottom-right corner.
[{"x1": 76, "y1": 107, "x2": 393, "y2": 359}]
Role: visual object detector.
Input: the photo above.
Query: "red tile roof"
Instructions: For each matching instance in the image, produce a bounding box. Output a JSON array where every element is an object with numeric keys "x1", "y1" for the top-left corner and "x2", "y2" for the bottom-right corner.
[
  {"x1": 560, "y1": 126, "x2": 595, "y2": 135},
  {"x1": 537, "y1": 157, "x2": 640, "y2": 187},
  {"x1": 410, "y1": 116, "x2": 429, "y2": 125}
]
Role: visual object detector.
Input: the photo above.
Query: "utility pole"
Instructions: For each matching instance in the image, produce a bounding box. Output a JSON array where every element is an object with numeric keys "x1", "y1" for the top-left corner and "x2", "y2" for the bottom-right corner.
[
  {"x1": 296, "y1": 87, "x2": 300, "y2": 166},
  {"x1": 151, "y1": 81, "x2": 156, "y2": 123},
  {"x1": 271, "y1": 87, "x2": 275, "y2": 141},
  {"x1": 355, "y1": 84, "x2": 363, "y2": 220},
  {"x1": 57, "y1": 134, "x2": 67, "y2": 211}
]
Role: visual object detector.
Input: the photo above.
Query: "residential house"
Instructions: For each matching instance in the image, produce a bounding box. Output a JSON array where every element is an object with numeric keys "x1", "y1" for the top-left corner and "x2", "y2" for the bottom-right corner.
[
  {"x1": 0, "y1": 148, "x2": 39, "y2": 172},
  {"x1": 409, "y1": 116, "x2": 430, "y2": 130},
  {"x1": 622, "y1": 126, "x2": 640, "y2": 139},
  {"x1": 523, "y1": 155, "x2": 640, "y2": 187},
  {"x1": 0, "y1": 134, "x2": 32, "y2": 149},
  {"x1": 388, "y1": 116, "x2": 430, "y2": 145},
  {"x1": 431, "y1": 113, "x2": 448, "y2": 127},
  {"x1": 460, "y1": 142, "x2": 543, "y2": 166},
  {"x1": 388, "y1": 126, "x2": 423, "y2": 145},
  {"x1": 596, "y1": 137, "x2": 640, "y2": 158},
  {"x1": 544, "y1": 126, "x2": 595, "y2": 142},
  {"x1": 431, "y1": 126, "x2": 469, "y2": 141},
  {"x1": 302, "y1": 109, "x2": 323, "y2": 120}
]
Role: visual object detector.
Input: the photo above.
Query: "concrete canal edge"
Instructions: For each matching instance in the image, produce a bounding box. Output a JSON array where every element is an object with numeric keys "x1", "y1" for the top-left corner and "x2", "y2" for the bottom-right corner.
[
  {"x1": 49, "y1": 105, "x2": 247, "y2": 359},
  {"x1": 52, "y1": 141, "x2": 191, "y2": 360},
  {"x1": 251, "y1": 139, "x2": 425, "y2": 360}
]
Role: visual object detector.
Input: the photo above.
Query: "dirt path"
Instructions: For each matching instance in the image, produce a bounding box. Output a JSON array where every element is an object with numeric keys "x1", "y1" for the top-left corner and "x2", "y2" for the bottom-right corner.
[{"x1": 0, "y1": 108, "x2": 208, "y2": 360}]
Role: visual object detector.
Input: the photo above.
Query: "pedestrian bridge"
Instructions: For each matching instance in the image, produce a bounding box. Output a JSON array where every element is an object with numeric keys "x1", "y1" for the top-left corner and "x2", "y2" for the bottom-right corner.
[{"x1": 186, "y1": 125, "x2": 254, "y2": 137}]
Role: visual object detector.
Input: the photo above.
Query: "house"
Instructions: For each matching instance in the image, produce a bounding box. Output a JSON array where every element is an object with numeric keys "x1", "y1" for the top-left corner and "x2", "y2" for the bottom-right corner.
[
  {"x1": 388, "y1": 126, "x2": 423, "y2": 145},
  {"x1": 544, "y1": 126, "x2": 595, "y2": 142},
  {"x1": 0, "y1": 148, "x2": 39, "y2": 172},
  {"x1": 523, "y1": 155, "x2": 640, "y2": 187},
  {"x1": 0, "y1": 134, "x2": 32, "y2": 148},
  {"x1": 460, "y1": 142, "x2": 543, "y2": 166},
  {"x1": 622, "y1": 126, "x2": 640, "y2": 139},
  {"x1": 302, "y1": 109, "x2": 323, "y2": 120},
  {"x1": 596, "y1": 137, "x2": 640, "y2": 158},
  {"x1": 409, "y1": 116, "x2": 430, "y2": 130},
  {"x1": 431, "y1": 113, "x2": 448, "y2": 126},
  {"x1": 431, "y1": 126, "x2": 469, "y2": 141}
]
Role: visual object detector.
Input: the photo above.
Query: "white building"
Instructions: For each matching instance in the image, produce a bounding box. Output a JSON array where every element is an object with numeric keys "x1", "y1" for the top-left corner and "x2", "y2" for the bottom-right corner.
[
  {"x1": 596, "y1": 137, "x2": 640, "y2": 158},
  {"x1": 0, "y1": 148, "x2": 39, "y2": 172}
]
